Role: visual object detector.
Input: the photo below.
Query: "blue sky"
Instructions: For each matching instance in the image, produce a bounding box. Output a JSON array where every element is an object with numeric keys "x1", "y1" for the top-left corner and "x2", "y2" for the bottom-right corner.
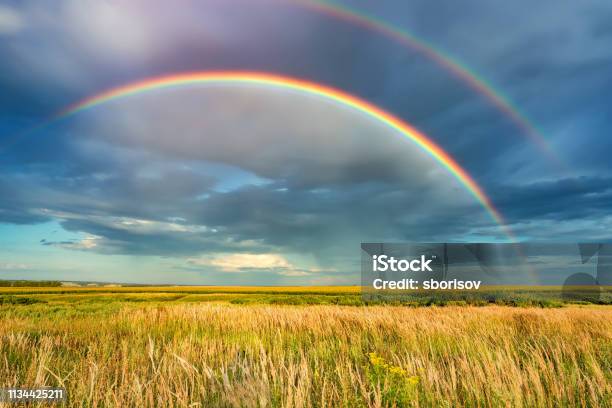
[{"x1": 0, "y1": 0, "x2": 611, "y2": 284}]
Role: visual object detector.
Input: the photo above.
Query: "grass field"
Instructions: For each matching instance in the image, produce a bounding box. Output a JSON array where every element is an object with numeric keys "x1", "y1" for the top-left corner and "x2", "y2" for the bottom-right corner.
[{"x1": 0, "y1": 287, "x2": 610, "y2": 407}]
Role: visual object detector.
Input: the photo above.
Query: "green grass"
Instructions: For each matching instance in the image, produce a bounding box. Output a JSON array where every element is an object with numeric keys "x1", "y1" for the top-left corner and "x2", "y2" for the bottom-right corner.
[{"x1": 0, "y1": 286, "x2": 608, "y2": 312}]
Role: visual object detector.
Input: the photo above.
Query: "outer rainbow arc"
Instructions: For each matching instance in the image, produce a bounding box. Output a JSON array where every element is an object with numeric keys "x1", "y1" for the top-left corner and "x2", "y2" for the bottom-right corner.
[
  {"x1": 292, "y1": 0, "x2": 562, "y2": 166},
  {"x1": 58, "y1": 71, "x2": 513, "y2": 239}
]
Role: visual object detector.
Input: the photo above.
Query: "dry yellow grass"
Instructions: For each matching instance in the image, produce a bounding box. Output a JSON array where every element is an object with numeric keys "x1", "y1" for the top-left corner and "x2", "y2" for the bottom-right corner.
[{"x1": 0, "y1": 303, "x2": 610, "y2": 407}]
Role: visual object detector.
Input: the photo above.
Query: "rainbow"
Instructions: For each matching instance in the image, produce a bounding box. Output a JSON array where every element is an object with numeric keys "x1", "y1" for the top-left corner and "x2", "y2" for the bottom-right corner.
[
  {"x1": 286, "y1": 0, "x2": 562, "y2": 166},
  {"x1": 58, "y1": 71, "x2": 512, "y2": 238}
]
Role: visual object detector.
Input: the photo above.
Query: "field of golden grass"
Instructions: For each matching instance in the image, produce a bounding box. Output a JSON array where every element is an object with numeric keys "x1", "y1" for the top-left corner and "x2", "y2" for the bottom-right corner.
[{"x1": 0, "y1": 290, "x2": 610, "y2": 407}]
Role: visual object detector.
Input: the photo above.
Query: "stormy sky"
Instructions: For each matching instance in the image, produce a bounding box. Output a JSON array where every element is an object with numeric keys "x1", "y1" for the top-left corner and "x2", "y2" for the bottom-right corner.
[{"x1": 0, "y1": 0, "x2": 611, "y2": 284}]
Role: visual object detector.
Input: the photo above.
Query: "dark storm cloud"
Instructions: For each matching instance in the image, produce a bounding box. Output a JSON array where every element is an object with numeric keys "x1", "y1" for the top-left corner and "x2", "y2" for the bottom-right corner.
[
  {"x1": 338, "y1": 0, "x2": 612, "y2": 175},
  {"x1": 55, "y1": 218, "x2": 230, "y2": 256},
  {"x1": 191, "y1": 183, "x2": 492, "y2": 249},
  {"x1": 0, "y1": 146, "x2": 217, "y2": 223},
  {"x1": 0, "y1": 172, "x2": 53, "y2": 224},
  {"x1": 496, "y1": 176, "x2": 612, "y2": 222},
  {"x1": 34, "y1": 179, "x2": 489, "y2": 260}
]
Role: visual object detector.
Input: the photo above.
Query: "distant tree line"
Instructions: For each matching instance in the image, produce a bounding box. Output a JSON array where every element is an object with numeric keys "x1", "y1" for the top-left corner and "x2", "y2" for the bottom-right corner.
[{"x1": 0, "y1": 280, "x2": 62, "y2": 287}]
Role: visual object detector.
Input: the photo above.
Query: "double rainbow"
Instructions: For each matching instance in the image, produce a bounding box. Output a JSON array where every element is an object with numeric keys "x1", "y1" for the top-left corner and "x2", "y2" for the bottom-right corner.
[{"x1": 58, "y1": 71, "x2": 512, "y2": 238}]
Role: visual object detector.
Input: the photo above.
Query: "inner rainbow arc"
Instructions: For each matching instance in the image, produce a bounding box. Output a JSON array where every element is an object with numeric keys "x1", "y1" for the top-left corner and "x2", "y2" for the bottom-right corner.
[{"x1": 58, "y1": 71, "x2": 513, "y2": 239}]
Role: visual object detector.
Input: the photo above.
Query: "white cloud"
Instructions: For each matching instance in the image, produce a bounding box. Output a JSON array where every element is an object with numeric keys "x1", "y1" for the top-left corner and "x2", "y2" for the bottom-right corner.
[
  {"x1": 37, "y1": 209, "x2": 209, "y2": 235},
  {"x1": 188, "y1": 253, "x2": 293, "y2": 273},
  {"x1": 45, "y1": 234, "x2": 101, "y2": 251},
  {"x1": 185, "y1": 253, "x2": 340, "y2": 277},
  {"x1": 0, "y1": 262, "x2": 30, "y2": 271},
  {"x1": 276, "y1": 269, "x2": 311, "y2": 277},
  {"x1": 60, "y1": 0, "x2": 156, "y2": 60}
]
